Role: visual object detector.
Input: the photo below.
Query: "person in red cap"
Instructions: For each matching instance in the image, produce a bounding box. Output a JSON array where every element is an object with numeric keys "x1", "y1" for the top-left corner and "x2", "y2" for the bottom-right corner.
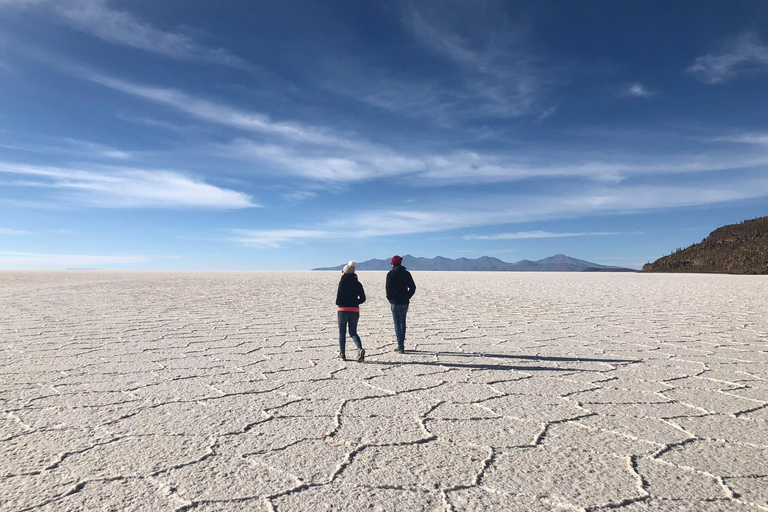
[{"x1": 385, "y1": 255, "x2": 416, "y2": 353}]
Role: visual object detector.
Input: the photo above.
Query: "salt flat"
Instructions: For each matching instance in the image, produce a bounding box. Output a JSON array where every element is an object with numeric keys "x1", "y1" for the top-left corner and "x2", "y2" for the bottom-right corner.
[{"x1": 1, "y1": 271, "x2": 767, "y2": 512}]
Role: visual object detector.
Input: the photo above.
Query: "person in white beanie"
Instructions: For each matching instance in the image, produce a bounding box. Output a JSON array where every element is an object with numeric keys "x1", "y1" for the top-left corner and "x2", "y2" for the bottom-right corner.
[{"x1": 335, "y1": 260, "x2": 366, "y2": 362}]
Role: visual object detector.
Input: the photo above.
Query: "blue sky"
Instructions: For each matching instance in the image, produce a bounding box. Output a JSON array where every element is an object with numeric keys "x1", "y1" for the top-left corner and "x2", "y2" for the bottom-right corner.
[{"x1": 1, "y1": 0, "x2": 767, "y2": 270}]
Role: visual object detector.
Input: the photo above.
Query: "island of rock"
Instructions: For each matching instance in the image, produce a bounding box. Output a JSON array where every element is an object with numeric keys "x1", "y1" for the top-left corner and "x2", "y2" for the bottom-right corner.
[{"x1": 642, "y1": 216, "x2": 768, "y2": 274}]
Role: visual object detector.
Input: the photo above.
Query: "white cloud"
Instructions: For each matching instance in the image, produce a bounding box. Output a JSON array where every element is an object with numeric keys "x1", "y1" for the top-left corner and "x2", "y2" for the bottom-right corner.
[
  {"x1": 87, "y1": 74, "x2": 356, "y2": 147},
  {"x1": 0, "y1": 251, "x2": 148, "y2": 269},
  {"x1": 324, "y1": 72, "x2": 459, "y2": 126},
  {"x1": 713, "y1": 132, "x2": 768, "y2": 144},
  {"x1": 281, "y1": 190, "x2": 318, "y2": 203},
  {"x1": 620, "y1": 83, "x2": 654, "y2": 98},
  {"x1": 232, "y1": 177, "x2": 768, "y2": 247},
  {"x1": 221, "y1": 140, "x2": 421, "y2": 183},
  {"x1": 76, "y1": 71, "x2": 768, "y2": 186},
  {"x1": 688, "y1": 32, "x2": 768, "y2": 84},
  {"x1": 0, "y1": 0, "x2": 50, "y2": 6},
  {"x1": 0, "y1": 228, "x2": 30, "y2": 235},
  {"x1": 0, "y1": 0, "x2": 49, "y2": 7},
  {"x1": 322, "y1": 1, "x2": 554, "y2": 124},
  {"x1": 0, "y1": 161, "x2": 257, "y2": 208},
  {"x1": 464, "y1": 231, "x2": 621, "y2": 240},
  {"x1": 219, "y1": 135, "x2": 768, "y2": 186},
  {"x1": 65, "y1": 138, "x2": 131, "y2": 159},
  {"x1": 231, "y1": 229, "x2": 331, "y2": 249},
  {"x1": 3, "y1": 0, "x2": 248, "y2": 67},
  {"x1": 401, "y1": 3, "x2": 545, "y2": 119},
  {"x1": 0, "y1": 136, "x2": 132, "y2": 159}
]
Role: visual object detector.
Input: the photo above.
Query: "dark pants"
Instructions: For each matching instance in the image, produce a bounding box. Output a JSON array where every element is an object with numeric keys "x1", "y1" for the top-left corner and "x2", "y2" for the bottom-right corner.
[
  {"x1": 390, "y1": 303, "x2": 409, "y2": 350},
  {"x1": 338, "y1": 311, "x2": 363, "y2": 355}
]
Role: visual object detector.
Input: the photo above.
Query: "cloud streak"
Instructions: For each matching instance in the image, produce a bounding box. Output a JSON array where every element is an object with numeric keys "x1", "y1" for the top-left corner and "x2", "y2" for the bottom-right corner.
[
  {"x1": 88, "y1": 74, "x2": 357, "y2": 147},
  {"x1": 713, "y1": 132, "x2": 768, "y2": 144},
  {"x1": 0, "y1": 251, "x2": 149, "y2": 269},
  {"x1": 464, "y1": 231, "x2": 621, "y2": 240},
  {"x1": 4, "y1": 0, "x2": 248, "y2": 67},
  {"x1": 231, "y1": 229, "x2": 331, "y2": 249},
  {"x1": 231, "y1": 177, "x2": 768, "y2": 247},
  {"x1": 0, "y1": 136, "x2": 132, "y2": 159},
  {"x1": 401, "y1": 2, "x2": 545, "y2": 119},
  {"x1": 620, "y1": 83, "x2": 654, "y2": 98},
  {"x1": 688, "y1": 32, "x2": 768, "y2": 83},
  {"x1": 0, "y1": 228, "x2": 30, "y2": 235},
  {"x1": 79, "y1": 72, "x2": 768, "y2": 186},
  {"x1": 0, "y1": 161, "x2": 257, "y2": 208},
  {"x1": 220, "y1": 136, "x2": 768, "y2": 185}
]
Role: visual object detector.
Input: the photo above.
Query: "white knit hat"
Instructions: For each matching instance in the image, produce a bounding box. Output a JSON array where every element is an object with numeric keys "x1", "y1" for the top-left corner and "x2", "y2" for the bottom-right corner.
[{"x1": 342, "y1": 260, "x2": 356, "y2": 274}]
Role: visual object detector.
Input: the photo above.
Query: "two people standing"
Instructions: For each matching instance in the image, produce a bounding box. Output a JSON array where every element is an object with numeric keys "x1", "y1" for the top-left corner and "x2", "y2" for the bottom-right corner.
[{"x1": 335, "y1": 255, "x2": 417, "y2": 361}]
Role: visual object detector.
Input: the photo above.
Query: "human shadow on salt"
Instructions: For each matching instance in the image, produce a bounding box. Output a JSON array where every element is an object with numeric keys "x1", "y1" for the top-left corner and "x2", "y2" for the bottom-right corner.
[
  {"x1": 408, "y1": 350, "x2": 641, "y2": 364},
  {"x1": 365, "y1": 360, "x2": 583, "y2": 371}
]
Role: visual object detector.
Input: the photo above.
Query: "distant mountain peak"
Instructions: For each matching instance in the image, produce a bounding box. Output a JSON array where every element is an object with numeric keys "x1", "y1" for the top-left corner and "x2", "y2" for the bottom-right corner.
[{"x1": 313, "y1": 254, "x2": 636, "y2": 272}]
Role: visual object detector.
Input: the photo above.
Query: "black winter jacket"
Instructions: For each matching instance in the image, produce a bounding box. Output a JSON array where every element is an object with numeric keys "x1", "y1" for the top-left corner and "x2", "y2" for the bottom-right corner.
[
  {"x1": 336, "y1": 273, "x2": 366, "y2": 308},
  {"x1": 386, "y1": 265, "x2": 416, "y2": 305}
]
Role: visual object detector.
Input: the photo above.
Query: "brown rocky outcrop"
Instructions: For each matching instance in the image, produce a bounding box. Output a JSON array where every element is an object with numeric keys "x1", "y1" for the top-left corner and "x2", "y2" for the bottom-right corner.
[{"x1": 641, "y1": 216, "x2": 768, "y2": 274}]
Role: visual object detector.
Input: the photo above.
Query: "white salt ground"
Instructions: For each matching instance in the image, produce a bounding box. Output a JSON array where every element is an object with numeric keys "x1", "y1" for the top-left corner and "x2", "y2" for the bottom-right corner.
[{"x1": 1, "y1": 271, "x2": 767, "y2": 511}]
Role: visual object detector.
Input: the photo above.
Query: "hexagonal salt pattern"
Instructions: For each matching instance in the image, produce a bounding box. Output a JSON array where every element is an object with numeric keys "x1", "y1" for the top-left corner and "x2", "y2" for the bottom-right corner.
[{"x1": 1, "y1": 271, "x2": 767, "y2": 511}]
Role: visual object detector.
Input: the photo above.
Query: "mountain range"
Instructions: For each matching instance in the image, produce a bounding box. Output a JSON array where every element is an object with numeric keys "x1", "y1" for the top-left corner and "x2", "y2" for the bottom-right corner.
[
  {"x1": 313, "y1": 254, "x2": 636, "y2": 272},
  {"x1": 642, "y1": 216, "x2": 768, "y2": 274}
]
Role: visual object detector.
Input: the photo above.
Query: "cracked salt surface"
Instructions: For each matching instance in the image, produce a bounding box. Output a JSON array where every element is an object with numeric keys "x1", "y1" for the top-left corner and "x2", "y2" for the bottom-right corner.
[{"x1": 1, "y1": 271, "x2": 767, "y2": 511}]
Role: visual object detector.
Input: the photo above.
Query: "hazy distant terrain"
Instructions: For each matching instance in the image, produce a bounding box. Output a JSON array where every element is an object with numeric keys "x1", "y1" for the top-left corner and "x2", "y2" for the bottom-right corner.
[
  {"x1": 1, "y1": 272, "x2": 767, "y2": 511},
  {"x1": 643, "y1": 216, "x2": 768, "y2": 274},
  {"x1": 315, "y1": 253, "x2": 636, "y2": 272}
]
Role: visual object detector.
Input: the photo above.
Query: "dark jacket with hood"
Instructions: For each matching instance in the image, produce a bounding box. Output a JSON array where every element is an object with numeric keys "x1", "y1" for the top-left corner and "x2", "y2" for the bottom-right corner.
[
  {"x1": 386, "y1": 265, "x2": 416, "y2": 305},
  {"x1": 336, "y1": 273, "x2": 366, "y2": 308}
]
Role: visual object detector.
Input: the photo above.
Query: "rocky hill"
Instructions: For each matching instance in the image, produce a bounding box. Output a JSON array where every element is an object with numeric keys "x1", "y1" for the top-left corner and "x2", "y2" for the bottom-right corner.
[{"x1": 642, "y1": 216, "x2": 768, "y2": 274}]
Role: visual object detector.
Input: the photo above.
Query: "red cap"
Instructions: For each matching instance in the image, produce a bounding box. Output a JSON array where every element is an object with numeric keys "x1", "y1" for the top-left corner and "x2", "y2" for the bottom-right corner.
[{"x1": 391, "y1": 255, "x2": 403, "y2": 266}]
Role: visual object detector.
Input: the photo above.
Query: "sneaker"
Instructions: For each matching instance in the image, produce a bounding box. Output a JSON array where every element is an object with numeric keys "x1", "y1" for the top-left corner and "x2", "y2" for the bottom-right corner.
[
  {"x1": 394, "y1": 348, "x2": 404, "y2": 354},
  {"x1": 339, "y1": 352, "x2": 346, "y2": 361},
  {"x1": 357, "y1": 349, "x2": 365, "y2": 363}
]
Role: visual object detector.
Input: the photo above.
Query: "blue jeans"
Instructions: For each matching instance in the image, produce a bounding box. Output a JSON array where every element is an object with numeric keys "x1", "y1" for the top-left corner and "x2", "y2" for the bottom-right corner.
[
  {"x1": 338, "y1": 311, "x2": 362, "y2": 355},
  {"x1": 390, "y1": 303, "x2": 409, "y2": 350}
]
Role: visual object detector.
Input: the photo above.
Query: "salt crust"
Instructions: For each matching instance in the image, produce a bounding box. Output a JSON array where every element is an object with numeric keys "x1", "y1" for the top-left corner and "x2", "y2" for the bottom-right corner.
[{"x1": 1, "y1": 271, "x2": 767, "y2": 511}]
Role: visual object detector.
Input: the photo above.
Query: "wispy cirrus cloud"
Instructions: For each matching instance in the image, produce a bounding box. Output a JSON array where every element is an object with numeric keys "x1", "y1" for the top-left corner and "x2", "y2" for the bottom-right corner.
[
  {"x1": 281, "y1": 190, "x2": 318, "y2": 203},
  {"x1": 0, "y1": 0, "x2": 50, "y2": 7},
  {"x1": 1, "y1": 0, "x2": 249, "y2": 68},
  {"x1": 231, "y1": 176, "x2": 768, "y2": 248},
  {"x1": 401, "y1": 2, "x2": 546, "y2": 119},
  {"x1": 231, "y1": 229, "x2": 331, "y2": 249},
  {"x1": 325, "y1": 1, "x2": 552, "y2": 124},
  {"x1": 230, "y1": 210, "x2": 474, "y2": 248},
  {"x1": 0, "y1": 161, "x2": 256, "y2": 208},
  {"x1": 688, "y1": 32, "x2": 768, "y2": 83},
  {"x1": 219, "y1": 135, "x2": 768, "y2": 186},
  {"x1": 87, "y1": 73, "x2": 357, "y2": 147},
  {"x1": 323, "y1": 67, "x2": 468, "y2": 126},
  {"x1": 0, "y1": 136, "x2": 132, "y2": 159},
  {"x1": 464, "y1": 231, "x2": 621, "y2": 240},
  {"x1": 0, "y1": 228, "x2": 30, "y2": 235},
  {"x1": 712, "y1": 131, "x2": 768, "y2": 144},
  {"x1": 0, "y1": 251, "x2": 149, "y2": 269},
  {"x1": 220, "y1": 139, "x2": 421, "y2": 183},
  {"x1": 75, "y1": 70, "x2": 768, "y2": 186}
]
